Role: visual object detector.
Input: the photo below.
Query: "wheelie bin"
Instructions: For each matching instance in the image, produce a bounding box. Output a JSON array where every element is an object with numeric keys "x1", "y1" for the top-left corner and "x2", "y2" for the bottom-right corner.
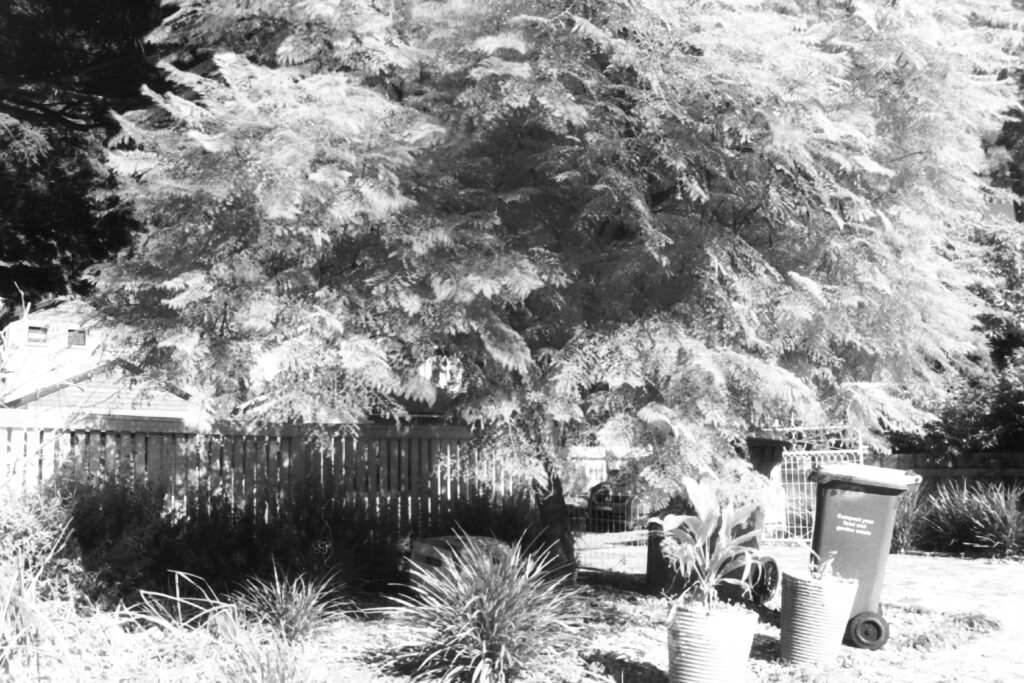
[{"x1": 808, "y1": 463, "x2": 921, "y2": 650}]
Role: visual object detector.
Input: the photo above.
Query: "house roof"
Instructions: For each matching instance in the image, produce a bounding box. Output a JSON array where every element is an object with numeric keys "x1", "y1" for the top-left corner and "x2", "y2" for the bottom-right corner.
[{"x1": 2, "y1": 359, "x2": 191, "y2": 409}]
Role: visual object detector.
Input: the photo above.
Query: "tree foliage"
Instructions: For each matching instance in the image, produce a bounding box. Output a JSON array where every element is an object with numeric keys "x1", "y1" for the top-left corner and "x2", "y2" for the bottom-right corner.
[
  {"x1": 95, "y1": 0, "x2": 1024, "y2": 472},
  {"x1": 0, "y1": 0, "x2": 160, "y2": 306}
]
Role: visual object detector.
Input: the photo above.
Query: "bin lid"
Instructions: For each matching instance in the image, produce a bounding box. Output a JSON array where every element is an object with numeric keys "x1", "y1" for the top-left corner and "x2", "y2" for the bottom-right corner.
[{"x1": 809, "y1": 463, "x2": 922, "y2": 490}]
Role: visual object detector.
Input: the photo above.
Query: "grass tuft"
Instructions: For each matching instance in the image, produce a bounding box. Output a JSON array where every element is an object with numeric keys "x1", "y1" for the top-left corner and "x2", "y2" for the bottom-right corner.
[
  {"x1": 917, "y1": 480, "x2": 1024, "y2": 557},
  {"x1": 232, "y1": 563, "x2": 350, "y2": 643},
  {"x1": 389, "y1": 532, "x2": 591, "y2": 682},
  {"x1": 122, "y1": 570, "x2": 313, "y2": 683}
]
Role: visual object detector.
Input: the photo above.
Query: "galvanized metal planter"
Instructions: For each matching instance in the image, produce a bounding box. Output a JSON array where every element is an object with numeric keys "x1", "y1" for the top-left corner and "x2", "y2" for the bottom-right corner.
[
  {"x1": 780, "y1": 571, "x2": 859, "y2": 666},
  {"x1": 667, "y1": 604, "x2": 757, "y2": 683}
]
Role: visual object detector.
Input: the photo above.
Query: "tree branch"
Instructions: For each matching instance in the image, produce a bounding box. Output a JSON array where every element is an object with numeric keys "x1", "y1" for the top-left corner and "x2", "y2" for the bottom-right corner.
[{"x1": 0, "y1": 98, "x2": 97, "y2": 132}]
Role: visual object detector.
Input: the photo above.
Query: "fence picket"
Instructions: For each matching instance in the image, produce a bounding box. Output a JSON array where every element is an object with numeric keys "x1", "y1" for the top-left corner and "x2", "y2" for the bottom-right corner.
[
  {"x1": 243, "y1": 436, "x2": 257, "y2": 518},
  {"x1": 149, "y1": 433, "x2": 166, "y2": 501},
  {"x1": 230, "y1": 435, "x2": 244, "y2": 512},
  {"x1": 367, "y1": 439, "x2": 379, "y2": 496},
  {"x1": 323, "y1": 435, "x2": 337, "y2": 509},
  {"x1": 408, "y1": 437, "x2": 421, "y2": 530},
  {"x1": 207, "y1": 436, "x2": 222, "y2": 503},
  {"x1": 257, "y1": 436, "x2": 269, "y2": 519},
  {"x1": 289, "y1": 434, "x2": 306, "y2": 494},
  {"x1": 177, "y1": 434, "x2": 190, "y2": 510},
  {"x1": 88, "y1": 432, "x2": 99, "y2": 483},
  {"x1": 104, "y1": 431, "x2": 118, "y2": 480},
  {"x1": 39, "y1": 429, "x2": 57, "y2": 485},
  {"x1": 23, "y1": 428, "x2": 41, "y2": 490}
]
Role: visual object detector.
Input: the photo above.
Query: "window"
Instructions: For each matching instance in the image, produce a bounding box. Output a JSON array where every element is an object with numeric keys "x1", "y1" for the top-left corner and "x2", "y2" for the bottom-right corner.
[
  {"x1": 67, "y1": 329, "x2": 87, "y2": 347},
  {"x1": 27, "y1": 326, "x2": 48, "y2": 344}
]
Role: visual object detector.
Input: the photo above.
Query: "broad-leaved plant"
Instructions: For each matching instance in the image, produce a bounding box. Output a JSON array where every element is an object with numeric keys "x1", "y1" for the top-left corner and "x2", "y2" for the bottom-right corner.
[{"x1": 655, "y1": 476, "x2": 762, "y2": 615}]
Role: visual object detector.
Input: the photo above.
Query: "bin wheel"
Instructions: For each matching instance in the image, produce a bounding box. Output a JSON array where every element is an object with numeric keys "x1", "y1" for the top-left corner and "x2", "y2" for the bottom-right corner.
[
  {"x1": 750, "y1": 556, "x2": 780, "y2": 604},
  {"x1": 847, "y1": 611, "x2": 889, "y2": 650}
]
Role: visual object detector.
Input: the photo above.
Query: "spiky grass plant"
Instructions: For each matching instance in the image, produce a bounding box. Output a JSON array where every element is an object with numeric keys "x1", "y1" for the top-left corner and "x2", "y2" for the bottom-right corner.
[
  {"x1": 390, "y1": 533, "x2": 587, "y2": 683},
  {"x1": 232, "y1": 564, "x2": 350, "y2": 643},
  {"x1": 124, "y1": 571, "x2": 312, "y2": 683},
  {"x1": 919, "y1": 480, "x2": 1024, "y2": 557},
  {"x1": 964, "y1": 481, "x2": 1024, "y2": 557},
  {"x1": 214, "y1": 608, "x2": 314, "y2": 683}
]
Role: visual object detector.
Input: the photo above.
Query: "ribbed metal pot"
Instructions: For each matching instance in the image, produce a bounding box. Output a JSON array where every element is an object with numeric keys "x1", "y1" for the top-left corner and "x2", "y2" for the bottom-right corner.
[
  {"x1": 667, "y1": 604, "x2": 757, "y2": 683},
  {"x1": 780, "y1": 571, "x2": 859, "y2": 667}
]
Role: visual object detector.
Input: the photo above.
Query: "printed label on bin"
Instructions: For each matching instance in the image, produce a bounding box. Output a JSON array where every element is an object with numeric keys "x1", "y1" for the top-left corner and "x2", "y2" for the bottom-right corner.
[{"x1": 835, "y1": 513, "x2": 874, "y2": 536}]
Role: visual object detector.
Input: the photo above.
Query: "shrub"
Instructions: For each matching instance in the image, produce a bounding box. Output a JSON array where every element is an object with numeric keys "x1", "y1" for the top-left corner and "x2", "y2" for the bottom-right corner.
[
  {"x1": 917, "y1": 480, "x2": 1024, "y2": 557},
  {"x1": 63, "y1": 476, "x2": 409, "y2": 597},
  {"x1": 421, "y1": 491, "x2": 540, "y2": 546},
  {"x1": 0, "y1": 491, "x2": 83, "y2": 601},
  {"x1": 1, "y1": 520, "x2": 72, "y2": 675},
  {"x1": 960, "y1": 481, "x2": 1024, "y2": 557},
  {"x1": 63, "y1": 476, "x2": 166, "y2": 602},
  {"x1": 390, "y1": 532, "x2": 588, "y2": 683},
  {"x1": 890, "y1": 485, "x2": 926, "y2": 553},
  {"x1": 232, "y1": 564, "x2": 349, "y2": 642}
]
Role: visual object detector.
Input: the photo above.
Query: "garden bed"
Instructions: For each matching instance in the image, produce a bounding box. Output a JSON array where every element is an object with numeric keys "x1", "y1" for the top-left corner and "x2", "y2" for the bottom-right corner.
[{"x1": 2, "y1": 577, "x2": 1002, "y2": 682}]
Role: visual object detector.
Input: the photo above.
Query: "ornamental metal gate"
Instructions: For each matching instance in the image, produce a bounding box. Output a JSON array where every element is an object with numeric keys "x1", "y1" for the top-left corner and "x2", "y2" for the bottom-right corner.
[{"x1": 761, "y1": 425, "x2": 865, "y2": 541}]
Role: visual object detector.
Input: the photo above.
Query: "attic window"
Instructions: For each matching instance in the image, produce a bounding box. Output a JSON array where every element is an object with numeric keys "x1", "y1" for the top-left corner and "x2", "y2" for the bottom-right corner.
[
  {"x1": 27, "y1": 326, "x2": 48, "y2": 344},
  {"x1": 67, "y1": 329, "x2": 87, "y2": 347}
]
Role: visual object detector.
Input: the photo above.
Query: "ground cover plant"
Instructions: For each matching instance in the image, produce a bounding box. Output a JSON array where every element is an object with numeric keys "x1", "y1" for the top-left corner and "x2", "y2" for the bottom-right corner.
[
  {"x1": 0, "y1": 490, "x2": 1013, "y2": 683},
  {"x1": 388, "y1": 532, "x2": 596, "y2": 683},
  {"x1": 232, "y1": 564, "x2": 350, "y2": 643},
  {"x1": 907, "y1": 480, "x2": 1024, "y2": 557}
]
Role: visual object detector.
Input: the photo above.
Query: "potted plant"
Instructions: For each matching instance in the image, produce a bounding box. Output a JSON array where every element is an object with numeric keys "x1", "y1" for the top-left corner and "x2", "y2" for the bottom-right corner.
[
  {"x1": 779, "y1": 551, "x2": 858, "y2": 667},
  {"x1": 653, "y1": 475, "x2": 763, "y2": 683}
]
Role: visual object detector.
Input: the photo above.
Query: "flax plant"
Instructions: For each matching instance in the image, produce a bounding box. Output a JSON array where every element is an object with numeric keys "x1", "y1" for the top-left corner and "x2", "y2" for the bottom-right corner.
[{"x1": 390, "y1": 533, "x2": 587, "y2": 683}]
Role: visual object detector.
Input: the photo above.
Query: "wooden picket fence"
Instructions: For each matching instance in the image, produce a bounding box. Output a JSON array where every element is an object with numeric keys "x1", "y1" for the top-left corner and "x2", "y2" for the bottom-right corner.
[{"x1": 0, "y1": 409, "x2": 516, "y2": 533}]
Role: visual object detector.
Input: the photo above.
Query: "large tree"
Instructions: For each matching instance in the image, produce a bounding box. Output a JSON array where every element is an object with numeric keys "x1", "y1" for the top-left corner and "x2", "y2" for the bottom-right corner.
[
  {"x1": 94, "y1": 0, "x2": 1024, "y2": 546},
  {"x1": 0, "y1": 0, "x2": 161, "y2": 306}
]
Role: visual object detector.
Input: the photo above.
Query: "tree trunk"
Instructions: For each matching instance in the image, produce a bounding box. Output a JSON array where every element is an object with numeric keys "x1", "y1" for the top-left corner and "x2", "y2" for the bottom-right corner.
[{"x1": 533, "y1": 473, "x2": 577, "y2": 581}]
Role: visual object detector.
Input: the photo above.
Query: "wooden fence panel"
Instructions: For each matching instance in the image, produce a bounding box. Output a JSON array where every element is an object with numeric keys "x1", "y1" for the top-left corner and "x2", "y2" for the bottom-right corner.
[{"x1": 0, "y1": 414, "x2": 494, "y2": 533}]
